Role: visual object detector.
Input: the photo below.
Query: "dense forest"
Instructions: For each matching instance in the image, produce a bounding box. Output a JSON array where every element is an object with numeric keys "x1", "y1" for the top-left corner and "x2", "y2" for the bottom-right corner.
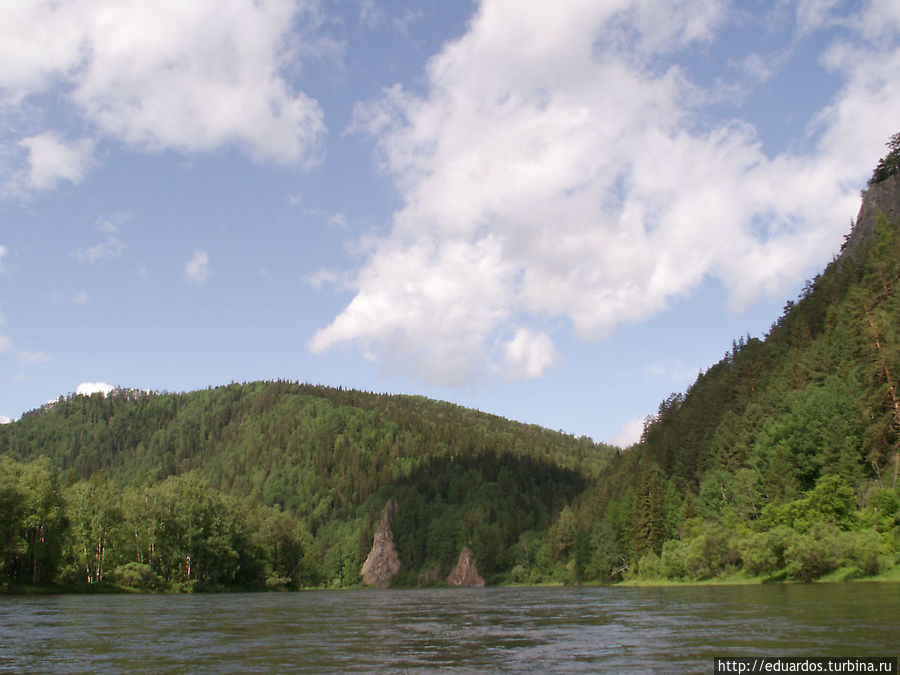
[
  {"x1": 2, "y1": 145, "x2": 900, "y2": 592},
  {"x1": 579, "y1": 161, "x2": 900, "y2": 584},
  {"x1": 0, "y1": 383, "x2": 611, "y2": 590}
]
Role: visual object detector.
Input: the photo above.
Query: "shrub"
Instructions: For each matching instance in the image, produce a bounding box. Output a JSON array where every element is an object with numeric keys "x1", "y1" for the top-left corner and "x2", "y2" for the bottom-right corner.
[
  {"x1": 845, "y1": 529, "x2": 883, "y2": 576},
  {"x1": 684, "y1": 530, "x2": 729, "y2": 579},
  {"x1": 114, "y1": 562, "x2": 162, "y2": 590},
  {"x1": 679, "y1": 522, "x2": 740, "y2": 580},
  {"x1": 660, "y1": 539, "x2": 688, "y2": 579},
  {"x1": 636, "y1": 551, "x2": 663, "y2": 579},
  {"x1": 740, "y1": 526, "x2": 792, "y2": 576},
  {"x1": 784, "y1": 522, "x2": 843, "y2": 581}
]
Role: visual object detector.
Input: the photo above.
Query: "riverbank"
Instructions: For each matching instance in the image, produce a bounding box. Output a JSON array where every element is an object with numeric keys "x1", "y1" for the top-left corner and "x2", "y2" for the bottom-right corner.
[
  {"x1": 5, "y1": 563, "x2": 900, "y2": 595},
  {"x1": 615, "y1": 563, "x2": 900, "y2": 588}
]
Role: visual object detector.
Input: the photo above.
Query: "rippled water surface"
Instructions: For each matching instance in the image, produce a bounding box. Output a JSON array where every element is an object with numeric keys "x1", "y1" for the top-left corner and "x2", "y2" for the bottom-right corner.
[{"x1": 1, "y1": 584, "x2": 897, "y2": 672}]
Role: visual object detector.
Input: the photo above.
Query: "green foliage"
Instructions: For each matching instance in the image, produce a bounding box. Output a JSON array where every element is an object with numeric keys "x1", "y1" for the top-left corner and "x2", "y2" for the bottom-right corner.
[
  {"x1": 740, "y1": 526, "x2": 793, "y2": 577},
  {"x1": 2, "y1": 158, "x2": 900, "y2": 589},
  {"x1": 114, "y1": 562, "x2": 162, "y2": 590},
  {"x1": 633, "y1": 467, "x2": 666, "y2": 559},
  {"x1": 589, "y1": 178, "x2": 900, "y2": 582},
  {"x1": 0, "y1": 457, "x2": 66, "y2": 587},
  {"x1": 784, "y1": 522, "x2": 844, "y2": 581},
  {"x1": 868, "y1": 132, "x2": 900, "y2": 186},
  {"x1": 0, "y1": 382, "x2": 612, "y2": 590},
  {"x1": 660, "y1": 538, "x2": 689, "y2": 579}
]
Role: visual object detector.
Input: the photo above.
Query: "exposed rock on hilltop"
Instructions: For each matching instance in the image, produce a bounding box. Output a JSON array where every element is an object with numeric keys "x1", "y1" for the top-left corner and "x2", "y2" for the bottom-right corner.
[
  {"x1": 843, "y1": 173, "x2": 900, "y2": 258},
  {"x1": 361, "y1": 498, "x2": 401, "y2": 588},
  {"x1": 446, "y1": 547, "x2": 485, "y2": 587}
]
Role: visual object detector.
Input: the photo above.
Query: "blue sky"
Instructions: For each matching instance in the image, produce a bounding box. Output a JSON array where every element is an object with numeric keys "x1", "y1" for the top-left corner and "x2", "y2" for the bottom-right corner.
[{"x1": 1, "y1": 0, "x2": 899, "y2": 445}]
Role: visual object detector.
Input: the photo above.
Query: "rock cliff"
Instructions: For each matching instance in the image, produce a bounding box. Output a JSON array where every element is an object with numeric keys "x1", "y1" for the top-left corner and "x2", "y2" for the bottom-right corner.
[
  {"x1": 446, "y1": 547, "x2": 485, "y2": 587},
  {"x1": 842, "y1": 173, "x2": 900, "y2": 258},
  {"x1": 361, "y1": 498, "x2": 401, "y2": 588}
]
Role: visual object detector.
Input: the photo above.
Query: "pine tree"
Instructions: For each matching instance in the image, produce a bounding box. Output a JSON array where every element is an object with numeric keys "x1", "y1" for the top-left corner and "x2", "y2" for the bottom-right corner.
[{"x1": 633, "y1": 467, "x2": 665, "y2": 559}]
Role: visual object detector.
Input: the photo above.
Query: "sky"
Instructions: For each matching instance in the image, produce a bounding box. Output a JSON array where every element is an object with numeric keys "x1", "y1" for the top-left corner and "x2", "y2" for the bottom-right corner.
[{"x1": 1, "y1": 0, "x2": 899, "y2": 446}]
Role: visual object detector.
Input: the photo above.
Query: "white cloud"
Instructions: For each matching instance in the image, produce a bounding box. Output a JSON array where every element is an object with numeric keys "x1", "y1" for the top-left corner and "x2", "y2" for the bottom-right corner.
[
  {"x1": 0, "y1": 334, "x2": 11, "y2": 353},
  {"x1": 185, "y1": 249, "x2": 210, "y2": 284},
  {"x1": 76, "y1": 217, "x2": 125, "y2": 264},
  {"x1": 75, "y1": 381, "x2": 114, "y2": 396},
  {"x1": 311, "y1": 235, "x2": 513, "y2": 384},
  {"x1": 500, "y1": 328, "x2": 560, "y2": 381},
  {"x1": 12, "y1": 133, "x2": 95, "y2": 194},
  {"x1": 0, "y1": 244, "x2": 6, "y2": 271},
  {"x1": 18, "y1": 350, "x2": 49, "y2": 366},
  {"x1": 74, "y1": 291, "x2": 89, "y2": 305},
  {"x1": 0, "y1": 0, "x2": 327, "y2": 183},
  {"x1": 312, "y1": 0, "x2": 900, "y2": 386},
  {"x1": 609, "y1": 417, "x2": 646, "y2": 448},
  {"x1": 0, "y1": 415, "x2": 11, "y2": 424},
  {"x1": 855, "y1": 0, "x2": 900, "y2": 40}
]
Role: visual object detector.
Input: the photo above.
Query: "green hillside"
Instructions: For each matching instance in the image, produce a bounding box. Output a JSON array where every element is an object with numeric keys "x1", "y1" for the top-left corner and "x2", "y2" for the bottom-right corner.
[
  {"x1": 3, "y1": 147, "x2": 900, "y2": 592},
  {"x1": 577, "y1": 172, "x2": 900, "y2": 584},
  {"x1": 0, "y1": 381, "x2": 612, "y2": 590}
]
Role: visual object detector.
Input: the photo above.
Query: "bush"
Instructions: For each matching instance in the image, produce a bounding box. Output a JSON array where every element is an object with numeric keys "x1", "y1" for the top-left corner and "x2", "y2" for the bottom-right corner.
[
  {"x1": 740, "y1": 526, "x2": 792, "y2": 576},
  {"x1": 114, "y1": 562, "x2": 162, "y2": 590},
  {"x1": 681, "y1": 523, "x2": 740, "y2": 580},
  {"x1": 660, "y1": 539, "x2": 688, "y2": 579},
  {"x1": 845, "y1": 529, "x2": 884, "y2": 576},
  {"x1": 784, "y1": 522, "x2": 843, "y2": 581},
  {"x1": 636, "y1": 551, "x2": 663, "y2": 579}
]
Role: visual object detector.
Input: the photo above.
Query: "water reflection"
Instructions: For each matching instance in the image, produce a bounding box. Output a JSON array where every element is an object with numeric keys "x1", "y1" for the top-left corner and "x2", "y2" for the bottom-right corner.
[{"x1": 0, "y1": 584, "x2": 897, "y2": 672}]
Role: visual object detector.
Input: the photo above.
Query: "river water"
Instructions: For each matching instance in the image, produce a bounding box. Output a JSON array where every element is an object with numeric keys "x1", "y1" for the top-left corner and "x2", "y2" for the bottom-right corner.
[{"x1": 1, "y1": 583, "x2": 897, "y2": 672}]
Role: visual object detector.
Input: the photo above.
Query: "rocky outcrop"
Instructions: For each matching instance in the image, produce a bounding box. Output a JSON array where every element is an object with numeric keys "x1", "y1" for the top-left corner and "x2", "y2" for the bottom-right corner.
[
  {"x1": 446, "y1": 547, "x2": 485, "y2": 587},
  {"x1": 361, "y1": 498, "x2": 400, "y2": 588},
  {"x1": 842, "y1": 173, "x2": 900, "y2": 259}
]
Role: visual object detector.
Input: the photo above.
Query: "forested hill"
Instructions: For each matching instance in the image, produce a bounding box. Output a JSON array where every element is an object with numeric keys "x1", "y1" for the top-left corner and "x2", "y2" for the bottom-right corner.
[
  {"x1": 580, "y1": 168, "x2": 900, "y2": 583},
  {"x1": 0, "y1": 381, "x2": 614, "y2": 590},
  {"x1": 3, "y1": 147, "x2": 900, "y2": 593}
]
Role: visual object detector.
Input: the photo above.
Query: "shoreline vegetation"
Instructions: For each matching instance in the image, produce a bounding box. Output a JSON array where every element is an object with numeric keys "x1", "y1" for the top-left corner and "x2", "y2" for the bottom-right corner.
[
  {"x1": 2, "y1": 145, "x2": 900, "y2": 598},
  {"x1": 5, "y1": 566, "x2": 900, "y2": 596}
]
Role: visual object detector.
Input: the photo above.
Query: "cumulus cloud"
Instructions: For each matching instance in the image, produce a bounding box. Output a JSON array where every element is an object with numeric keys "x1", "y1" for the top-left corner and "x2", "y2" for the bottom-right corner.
[
  {"x1": 0, "y1": 416, "x2": 10, "y2": 424},
  {"x1": 609, "y1": 417, "x2": 646, "y2": 448},
  {"x1": 500, "y1": 328, "x2": 560, "y2": 381},
  {"x1": 11, "y1": 133, "x2": 94, "y2": 194},
  {"x1": 75, "y1": 381, "x2": 114, "y2": 396},
  {"x1": 0, "y1": 334, "x2": 11, "y2": 354},
  {"x1": 185, "y1": 249, "x2": 210, "y2": 284},
  {"x1": 312, "y1": 0, "x2": 900, "y2": 385},
  {"x1": 0, "y1": 0, "x2": 326, "y2": 184}
]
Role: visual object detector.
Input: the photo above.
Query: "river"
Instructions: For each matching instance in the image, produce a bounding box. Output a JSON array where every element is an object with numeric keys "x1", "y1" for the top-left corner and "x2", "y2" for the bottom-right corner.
[{"x1": 1, "y1": 583, "x2": 897, "y2": 672}]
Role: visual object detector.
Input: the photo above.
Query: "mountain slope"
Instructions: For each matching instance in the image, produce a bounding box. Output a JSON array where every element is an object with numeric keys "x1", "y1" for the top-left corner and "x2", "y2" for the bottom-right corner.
[
  {"x1": 0, "y1": 380, "x2": 612, "y2": 589},
  {"x1": 578, "y1": 173, "x2": 900, "y2": 582}
]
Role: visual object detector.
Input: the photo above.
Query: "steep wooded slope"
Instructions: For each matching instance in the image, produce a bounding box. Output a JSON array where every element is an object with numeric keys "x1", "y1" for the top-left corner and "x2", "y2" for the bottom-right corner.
[{"x1": 574, "y1": 174, "x2": 900, "y2": 582}]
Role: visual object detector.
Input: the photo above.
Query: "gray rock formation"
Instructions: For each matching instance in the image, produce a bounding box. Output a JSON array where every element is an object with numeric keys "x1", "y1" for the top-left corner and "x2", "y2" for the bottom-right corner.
[
  {"x1": 361, "y1": 498, "x2": 400, "y2": 588},
  {"x1": 843, "y1": 173, "x2": 900, "y2": 259},
  {"x1": 446, "y1": 547, "x2": 485, "y2": 587}
]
